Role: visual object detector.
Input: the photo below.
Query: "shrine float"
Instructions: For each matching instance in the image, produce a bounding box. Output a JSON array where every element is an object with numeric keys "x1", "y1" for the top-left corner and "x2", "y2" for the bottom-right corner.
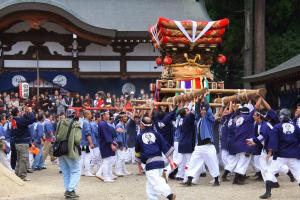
[{"x1": 132, "y1": 17, "x2": 265, "y2": 109}]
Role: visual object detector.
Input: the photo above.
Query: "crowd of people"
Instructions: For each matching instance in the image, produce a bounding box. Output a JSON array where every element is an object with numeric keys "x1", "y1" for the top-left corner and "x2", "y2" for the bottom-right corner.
[
  {"x1": 0, "y1": 89, "x2": 151, "y2": 115},
  {"x1": 0, "y1": 89, "x2": 300, "y2": 200}
]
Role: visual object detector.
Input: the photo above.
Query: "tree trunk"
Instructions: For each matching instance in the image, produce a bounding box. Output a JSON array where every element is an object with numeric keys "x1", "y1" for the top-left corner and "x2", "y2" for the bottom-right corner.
[
  {"x1": 254, "y1": 0, "x2": 265, "y2": 74},
  {"x1": 243, "y1": 0, "x2": 254, "y2": 88}
]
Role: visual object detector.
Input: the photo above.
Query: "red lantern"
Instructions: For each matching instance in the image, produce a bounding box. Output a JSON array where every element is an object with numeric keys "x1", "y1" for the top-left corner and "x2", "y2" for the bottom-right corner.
[
  {"x1": 155, "y1": 57, "x2": 162, "y2": 65},
  {"x1": 217, "y1": 54, "x2": 226, "y2": 64},
  {"x1": 163, "y1": 56, "x2": 172, "y2": 65}
]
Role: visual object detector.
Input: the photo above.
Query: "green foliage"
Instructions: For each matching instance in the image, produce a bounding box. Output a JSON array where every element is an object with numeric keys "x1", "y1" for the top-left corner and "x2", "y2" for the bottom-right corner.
[
  {"x1": 205, "y1": 0, "x2": 245, "y2": 87},
  {"x1": 204, "y1": 0, "x2": 300, "y2": 86},
  {"x1": 266, "y1": 25, "x2": 300, "y2": 69},
  {"x1": 265, "y1": 0, "x2": 300, "y2": 68}
]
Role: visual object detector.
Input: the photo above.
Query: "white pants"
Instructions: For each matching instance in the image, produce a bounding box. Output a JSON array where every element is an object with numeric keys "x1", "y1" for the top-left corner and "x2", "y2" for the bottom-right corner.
[
  {"x1": 173, "y1": 142, "x2": 180, "y2": 164},
  {"x1": 128, "y1": 147, "x2": 136, "y2": 164},
  {"x1": 146, "y1": 169, "x2": 172, "y2": 200},
  {"x1": 81, "y1": 151, "x2": 92, "y2": 175},
  {"x1": 188, "y1": 164, "x2": 207, "y2": 184},
  {"x1": 29, "y1": 152, "x2": 34, "y2": 168},
  {"x1": 91, "y1": 147, "x2": 102, "y2": 173},
  {"x1": 186, "y1": 144, "x2": 220, "y2": 178},
  {"x1": 251, "y1": 155, "x2": 261, "y2": 172},
  {"x1": 176, "y1": 153, "x2": 191, "y2": 179},
  {"x1": 266, "y1": 157, "x2": 300, "y2": 183},
  {"x1": 101, "y1": 156, "x2": 114, "y2": 181},
  {"x1": 259, "y1": 151, "x2": 290, "y2": 182},
  {"x1": 221, "y1": 149, "x2": 230, "y2": 168},
  {"x1": 225, "y1": 152, "x2": 251, "y2": 175},
  {"x1": 115, "y1": 149, "x2": 128, "y2": 174},
  {"x1": 0, "y1": 151, "x2": 12, "y2": 170}
]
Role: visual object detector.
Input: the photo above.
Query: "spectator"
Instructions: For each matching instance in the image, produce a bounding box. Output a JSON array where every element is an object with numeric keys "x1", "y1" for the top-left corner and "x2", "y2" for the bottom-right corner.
[
  {"x1": 11, "y1": 106, "x2": 35, "y2": 181},
  {"x1": 0, "y1": 114, "x2": 11, "y2": 170},
  {"x1": 43, "y1": 113, "x2": 56, "y2": 165},
  {"x1": 32, "y1": 114, "x2": 45, "y2": 170},
  {"x1": 29, "y1": 96, "x2": 38, "y2": 113},
  {"x1": 73, "y1": 93, "x2": 82, "y2": 107},
  {"x1": 40, "y1": 94, "x2": 50, "y2": 112},
  {"x1": 62, "y1": 92, "x2": 73, "y2": 110},
  {"x1": 10, "y1": 94, "x2": 20, "y2": 109},
  {"x1": 56, "y1": 109, "x2": 82, "y2": 199},
  {"x1": 56, "y1": 95, "x2": 65, "y2": 115},
  {"x1": 115, "y1": 112, "x2": 130, "y2": 176}
]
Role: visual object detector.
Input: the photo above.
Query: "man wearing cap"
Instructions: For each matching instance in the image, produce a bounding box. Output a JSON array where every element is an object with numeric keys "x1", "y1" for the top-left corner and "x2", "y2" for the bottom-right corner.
[
  {"x1": 10, "y1": 106, "x2": 35, "y2": 181},
  {"x1": 56, "y1": 109, "x2": 82, "y2": 199},
  {"x1": 97, "y1": 109, "x2": 117, "y2": 182},
  {"x1": 259, "y1": 108, "x2": 300, "y2": 199},
  {"x1": 80, "y1": 110, "x2": 95, "y2": 177},
  {"x1": 135, "y1": 116, "x2": 176, "y2": 200},
  {"x1": 115, "y1": 112, "x2": 130, "y2": 176},
  {"x1": 184, "y1": 94, "x2": 220, "y2": 187}
]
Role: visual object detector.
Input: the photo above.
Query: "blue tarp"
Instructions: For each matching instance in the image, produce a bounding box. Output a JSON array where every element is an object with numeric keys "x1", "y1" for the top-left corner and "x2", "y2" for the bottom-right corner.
[{"x1": 0, "y1": 71, "x2": 85, "y2": 93}]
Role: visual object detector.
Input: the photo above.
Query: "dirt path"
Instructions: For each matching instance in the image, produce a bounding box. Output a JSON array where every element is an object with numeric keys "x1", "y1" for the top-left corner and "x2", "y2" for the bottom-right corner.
[{"x1": 1, "y1": 163, "x2": 300, "y2": 200}]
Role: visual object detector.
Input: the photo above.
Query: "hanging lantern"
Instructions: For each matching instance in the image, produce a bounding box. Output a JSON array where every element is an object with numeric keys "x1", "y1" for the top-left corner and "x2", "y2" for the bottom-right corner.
[
  {"x1": 19, "y1": 82, "x2": 29, "y2": 99},
  {"x1": 155, "y1": 57, "x2": 162, "y2": 65},
  {"x1": 163, "y1": 56, "x2": 172, "y2": 65},
  {"x1": 217, "y1": 54, "x2": 227, "y2": 64}
]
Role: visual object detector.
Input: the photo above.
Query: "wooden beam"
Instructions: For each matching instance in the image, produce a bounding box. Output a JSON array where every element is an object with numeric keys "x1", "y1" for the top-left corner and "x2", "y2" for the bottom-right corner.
[
  {"x1": 3, "y1": 55, "x2": 158, "y2": 61},
  {"x1": 78, "y1": 72, "x2": 160, "y2": 79},
  {"x1": 126, "y1": 56, "x2": 156, "y2": 61}
]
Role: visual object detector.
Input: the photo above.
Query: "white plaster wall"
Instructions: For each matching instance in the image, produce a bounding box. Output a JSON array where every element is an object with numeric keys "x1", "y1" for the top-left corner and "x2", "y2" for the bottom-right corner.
[
  {"x1": 4, "y1": 60, "x2": 72, "y2": 68},
  {"x1": 41, "y1": 22, "x2": 70, "y2": 34},
  {"x1": 4, "y1": 22, "x2": 31, "y2": 33},
  {"x1": 4, "y1": 41, "x2": 32, "y2": 55},
  {"x1": 79, "y1": 61, "x2": 120, "y2": 72},
  {"x1": 127, "y1": 61, "x2": 162, "y2": 72},
  {"x1": 80, "y1": 43, "x2": 119, "y2": 56},
  {"x1": 44, "y1": 42, "x2": 72, "y2": 56}
]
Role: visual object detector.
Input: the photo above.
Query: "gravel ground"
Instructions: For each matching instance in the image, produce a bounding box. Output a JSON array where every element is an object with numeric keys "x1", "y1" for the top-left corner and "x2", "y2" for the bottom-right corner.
[{"x1": 1, "y1": 163, "x2": 300, "y2": 200}]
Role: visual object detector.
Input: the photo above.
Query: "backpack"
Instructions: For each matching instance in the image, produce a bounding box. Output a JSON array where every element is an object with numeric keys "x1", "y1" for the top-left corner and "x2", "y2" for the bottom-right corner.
[{"x1": 52, "y1": 120, "x2": 74, "y2": 157}]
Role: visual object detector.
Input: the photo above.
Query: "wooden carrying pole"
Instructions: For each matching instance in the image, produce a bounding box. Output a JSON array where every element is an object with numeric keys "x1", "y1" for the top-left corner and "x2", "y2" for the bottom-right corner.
[
  {"x1": 164, "y1": 88, "x2": 265, "y2": 106},
  {"x1": 132, "y1": 88, "x2": 265, "y2": 110},
  {"x1": 160, "y1": 88, "x2": 260, "y2": 94},
  {"x1": 133, "y1": 103, "x2": 224, "y2": 110},
  {"x1": 214, "y1": 88, "x2": 266, "y2": 104}
]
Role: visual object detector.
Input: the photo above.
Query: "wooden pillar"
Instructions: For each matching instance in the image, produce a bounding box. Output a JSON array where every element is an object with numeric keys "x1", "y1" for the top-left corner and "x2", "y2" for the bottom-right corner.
[
  {"x1": 111, "y1": 41, "x2": 138, "y2": 79},
  {"x1": 254, "y1": 0, "x2": 265, "y2": 74},
  {"x1": 0, "y1": 41, "x2": 4, "y2": 73},
  {"x1": 120, "y1": 51, "x2": 127, "y2": 78},
  {"x1": 72, "y1": 58, "x2": 79, "y2": 77}
]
